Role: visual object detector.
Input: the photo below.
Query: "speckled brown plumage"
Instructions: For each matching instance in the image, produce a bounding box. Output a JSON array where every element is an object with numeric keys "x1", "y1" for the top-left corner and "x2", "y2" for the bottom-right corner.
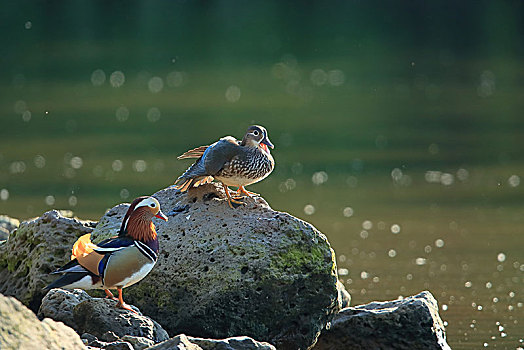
[{"x1": 174, "y1": 125, "x2": 275, "y2": 207}]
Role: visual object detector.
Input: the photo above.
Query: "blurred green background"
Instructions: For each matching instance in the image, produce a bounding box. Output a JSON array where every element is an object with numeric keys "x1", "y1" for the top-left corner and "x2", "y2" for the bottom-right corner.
[{"x1": 1, "y1": 1, "x2": 523, "y2": 348}]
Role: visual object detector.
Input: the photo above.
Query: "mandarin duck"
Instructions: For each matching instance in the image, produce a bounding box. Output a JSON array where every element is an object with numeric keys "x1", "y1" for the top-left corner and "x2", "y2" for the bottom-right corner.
[
  {"x1": 174, "y1": 125, "x2": 275, "y2": 208},
  {"x1": 44, "y1": 196, "x2": 168, "y2": 313}
]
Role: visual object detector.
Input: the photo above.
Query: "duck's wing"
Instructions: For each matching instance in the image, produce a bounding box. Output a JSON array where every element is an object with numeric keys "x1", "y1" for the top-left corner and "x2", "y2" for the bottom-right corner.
[
  {"x1": 177, "y1": 145, "x2": 210, "y2": 160},
  {"x1": 174, "y1": 137, "x2": 240, "y2": 190}
]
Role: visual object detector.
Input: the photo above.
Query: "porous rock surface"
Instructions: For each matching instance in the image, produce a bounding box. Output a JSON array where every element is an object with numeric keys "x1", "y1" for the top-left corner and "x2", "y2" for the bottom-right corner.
[
  {"x1": 148, "y1": 334, "x2": 276, "y2": 350},
  {"x1": 314, "y1": 291, "x2": 451, "y2": 350},
  {"x1": 38, "y1": 287, "x2": 91, "y2": 329},
  {"x1": 0, "y1": 292, "x2": 85, "y2": 350},
  {"x1": 38, "y1": 288, "x2": 169, "y2": 343},
  {"x1": 0, "y1": 215, "x2": 19, "y2": 241},
  {"x1": 90, "y1": 183, "x2": 339, "y2": 350},
  {"x1": 0, "y1": 210, "x2": 96, "y2": 311}
]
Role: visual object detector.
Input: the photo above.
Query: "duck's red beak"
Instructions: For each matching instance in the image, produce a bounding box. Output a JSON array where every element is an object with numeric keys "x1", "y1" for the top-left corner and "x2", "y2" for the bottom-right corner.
[{"x1": 155, "y1": 210, "x2": 168, "y2": 221}]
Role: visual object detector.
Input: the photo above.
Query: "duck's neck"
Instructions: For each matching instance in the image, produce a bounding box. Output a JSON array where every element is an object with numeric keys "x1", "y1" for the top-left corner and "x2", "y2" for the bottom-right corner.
[{"x1": 127, "y1": 213, "x2": 158, "y2": 243}]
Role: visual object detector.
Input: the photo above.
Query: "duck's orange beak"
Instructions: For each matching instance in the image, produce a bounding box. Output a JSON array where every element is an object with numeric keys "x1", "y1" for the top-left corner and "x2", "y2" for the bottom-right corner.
[{"x1": 155, "y1": 210, "x2": 168, "y2": 221}]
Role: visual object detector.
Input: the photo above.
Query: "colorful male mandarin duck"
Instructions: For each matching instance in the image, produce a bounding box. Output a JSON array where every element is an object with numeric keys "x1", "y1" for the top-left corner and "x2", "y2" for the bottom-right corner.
[
  {"x1": 44, "y1": 196, "x2": 168, "y2": 313},
  {"x1": 174, "y1": 125, "x2": 275, "y2": 208}
]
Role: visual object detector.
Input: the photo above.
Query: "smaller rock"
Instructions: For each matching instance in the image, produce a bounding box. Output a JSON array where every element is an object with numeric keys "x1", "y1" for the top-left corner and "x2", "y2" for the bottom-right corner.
[
  {"x1": 188, "y1": 335, "x2": 277, "y2": 350},
  {"x1": 315, "y1": 291, "x2": 451, "y2": 350},
  {"x1": 100, "y1": 331, "x2": 120, "y2": 343},
  {"x1": 81, "y1": 332, "x2": 98, "y2": 343},
  {"x1": 103, "y1": 341, "x2": 134, "y2": 350},
  {"x1": 90, "y1": 340, "x2": 110, "y2": 348},
  {"x1": 121, "y1": 335, "x2": 155, "y2": 350},
  {"x1": 38, "y1": 288, "x2": 91, "y2": 329},
  {"x1": 147, "y1": 335, "x2": 203, "y2": 350},
  {"x1": 73, "y1": 296, "x2": 169, "y2": 343},
  {"x1": 149, "y1": 334, "x2": 276, "y2": 350}
]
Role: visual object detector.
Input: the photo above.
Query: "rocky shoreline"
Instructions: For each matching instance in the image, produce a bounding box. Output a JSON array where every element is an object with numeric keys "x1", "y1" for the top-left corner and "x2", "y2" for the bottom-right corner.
[{"x1": 0, "y1": 184, "x2": 451, "y2": 350}]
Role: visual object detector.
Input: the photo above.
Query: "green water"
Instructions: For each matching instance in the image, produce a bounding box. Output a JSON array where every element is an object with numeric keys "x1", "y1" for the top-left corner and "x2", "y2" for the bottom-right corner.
[{"x1": 1, "y1": 2, "x2": 523, "y2": 348}]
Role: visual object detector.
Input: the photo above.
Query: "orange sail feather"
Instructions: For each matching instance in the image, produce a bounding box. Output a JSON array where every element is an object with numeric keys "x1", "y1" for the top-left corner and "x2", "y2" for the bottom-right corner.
[{"x1": 71, "y1": 234, "x2": 95, "y2": 260}]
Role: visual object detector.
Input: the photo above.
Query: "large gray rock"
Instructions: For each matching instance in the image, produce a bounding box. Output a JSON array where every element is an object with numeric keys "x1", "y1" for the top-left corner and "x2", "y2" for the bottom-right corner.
[
  {"x1": 148, "y1": 334, "x2": 276, "y2": 350},
  {"x1": 39, "y1": 288, "x2": 169, "y2": 343},
  {"x1": 0, "y1": 292, "x2": 85, "y2": 350},
  {"x1": 91, "y1": 184, "x2": 339, "y2": 350},
  {"x1": 314, "y1": 291, "x2": 451, "y2": 350},
  {"x1": 0, "y1": 210, "x2": 95, "y2": 311}
]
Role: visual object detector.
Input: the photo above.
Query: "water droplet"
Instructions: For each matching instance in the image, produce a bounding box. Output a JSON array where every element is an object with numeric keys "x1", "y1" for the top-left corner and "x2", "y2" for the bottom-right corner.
[
  {"x1": 497, "y1": 253, "x2": 506, "y2": 262},
  {"x1": 91, "y1": 69, "x2": 106, "y2": 86},
  {"x1": 120, "y1": 188, "x2": 129, "y2": 199},
  {"x1": 133, "y1": 160, "x2": 147, "y2": 172},
  {"x1": 24, "y1": 21, "x2": 32, "y2": 29},
  {"x1": 45, "y1": 195, "x2": 55, "y2": 206},
  {"x1": 9, "y1": 161, "x2": 26, "y2": 174},
  {"x1": 34, "y1": 155, "x2": 46, "y2": 168},
  {"x1": 328, "y1": 69, "x2": 345, "y2": 86},
  {"x1": 147, "y1": 107, "x2": 161, "y2": 122},
  {"x1": 416, "y1": 258, "x2": 427, "y2": 265},
  {"x1": 457, "y1": 168, "x2": 469, "y2": 181},
  {"x1": 435, "y1": 239, "x2": 444, "y2": 248},
  {"x1": 115, "y1": 106, "x2": 129, "y2": 122},
  {"x1": 361, "y1": 221, "x2": 372, "y2": 230},
  {"x1": 338, "y1": 268, "x2": 349, "y2": 276},
  {"x1": 310, "y1": 69, "x2": 327, "y2": 86},
  {"x1": 440, "y1": 173, "x2": 454, "y2": 186},
  {"x1": 465, "y1": 281, "x2": 472, "y2": 288},
  {"x1": 428, "y1": 143, "x2": 439, "y2": 154},
  {"x1": 343, "y1": 207, "x2": 354, "y2": 217},
  {"x1": 68, "y1": 196, "x2": 77, "y2": 207},
  {"x1": 166, "y1": 71, "x2": 185, "y2": 87},
  {"x1": 70, "y1": 156, "x2": 83, "y2": 169},
  {"x1": 312, "y1": 171, "x2": 328, "y2": 185},
  {"x1": 486, "y1": 282, "x2": 492, "y2": 289},
  {"x1": 225, "y1": 85, "x2": 241, "y2": 102},
  {"x1": 508, "y1": 175, "x2": 520, "y2": 187},
  {"x1": 14, "y1": 100, "x2": 27, "y2": 114},
  {"x1": 388, "y1": 249, "x2": 397, "y2": 258},
  {"x1": 22, "y1": 110, "x2": 31, "y2": 122},
  {"x1": 148, "y1": 76, "x2": 164, "y2": 93},
  {"x1": 391, "y1": 168, "x2": 403, "y2": 181},
  {"x1": 391, "y1": 224, "x2": 401, "y2": 234},
  {"x1": 112, "y1": 160, "x2": 123, "y2": 172},
  {"x1": 110, "y1": 71, "x2": 125, "y2": 87},
  {"x1": 442, "y1": 304, "x2": 448, "y2": 311},
  {"x1": 360, "y1": 230, "x2": 369, "y2": 239},
  {"x1": 0, "y1": 189, "x2": 9, "y2": 201},
  {"x1": 304, "y1": 204, "x2": 315, "y2": 215},
  {"x1": 360, "y1": 271, "x2": 369, "y2": 279}
]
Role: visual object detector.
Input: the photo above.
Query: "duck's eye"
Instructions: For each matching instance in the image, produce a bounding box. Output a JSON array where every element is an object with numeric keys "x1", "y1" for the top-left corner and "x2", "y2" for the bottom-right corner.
[
  {"x1": 253, "y1": 130, "x2": 259, "y2": 136},
  {"x1": 151, "y1": 203, "x2": 156, "y2": 208}
]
